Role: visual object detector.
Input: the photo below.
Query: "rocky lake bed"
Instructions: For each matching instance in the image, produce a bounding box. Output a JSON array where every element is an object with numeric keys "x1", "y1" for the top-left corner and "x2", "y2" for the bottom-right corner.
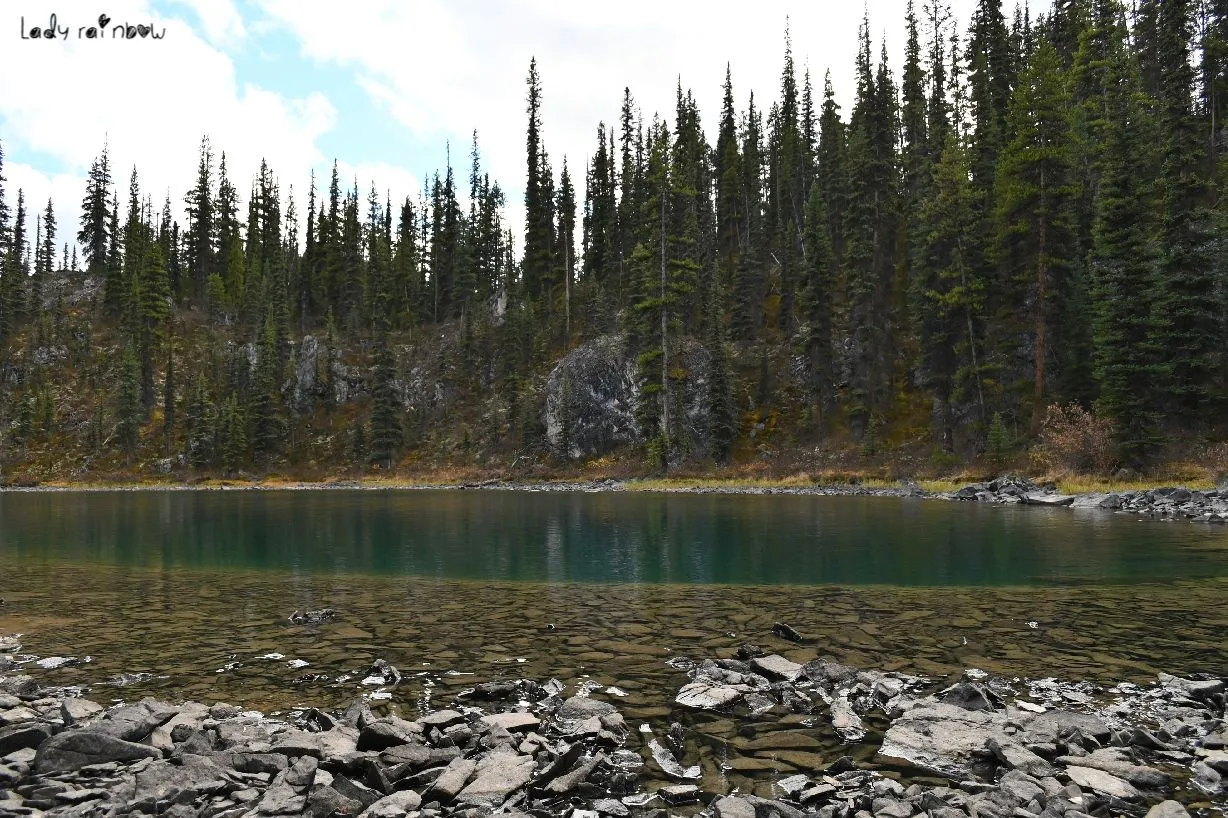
[{"x1": 2, "y1": 627, "x2": 1226, "y2": 818}]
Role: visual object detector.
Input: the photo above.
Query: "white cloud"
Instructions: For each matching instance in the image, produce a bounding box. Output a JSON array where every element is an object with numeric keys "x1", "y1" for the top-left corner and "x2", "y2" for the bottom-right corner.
[
  {"x1": 165, "y1": 0, "x2": 246, "y2": 45},
  {"x1": 254, "y1": 0, "x2": 1050, "y2": 244},
  {"x1": 0, "y1": 0, "x2": 332, "y2": 256}
]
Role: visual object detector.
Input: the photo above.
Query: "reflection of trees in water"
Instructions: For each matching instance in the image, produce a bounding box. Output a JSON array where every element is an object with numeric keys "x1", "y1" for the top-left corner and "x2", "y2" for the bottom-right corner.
[{"x1": 1, "y1": 490, "x2": 1227, "y2": 586}]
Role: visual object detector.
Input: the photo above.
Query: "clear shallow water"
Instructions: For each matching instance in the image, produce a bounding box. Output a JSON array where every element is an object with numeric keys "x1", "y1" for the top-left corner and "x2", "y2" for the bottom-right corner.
[
  {"x1": 2, "y1": 489, "x2": 1227, "y2": 585},
  {"x1": 2, "y1": 489, "x2": 1228, "y2": 722}
]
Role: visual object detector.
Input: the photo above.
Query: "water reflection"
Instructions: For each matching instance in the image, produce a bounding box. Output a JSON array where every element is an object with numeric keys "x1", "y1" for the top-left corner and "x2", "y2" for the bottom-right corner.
[{"x1": 2, "y1": 490, "x2": 1227, "y2": 586}]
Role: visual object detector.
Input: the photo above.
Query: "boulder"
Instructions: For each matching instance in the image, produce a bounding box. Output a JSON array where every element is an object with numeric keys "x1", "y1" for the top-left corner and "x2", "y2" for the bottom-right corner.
[
  {"x1": 557, "y1": 696, "x2": 617, "y2": 720},
  {"x1": 34, "y1": 729, "x2": 162, "y2": 774},
  {"x1": 1023, "y1": 493, "x2": 1076, "y2": 506},
  {"x1": 1144, "y1": 801, "x2": 1191, "y2": 818},
  {"x1": 456, "y1": 747, "x2": 535, "y2": 807},
  {"x1": 1065, "y1": 765, "x2": 1140, "y2": 800},
  {"x1": 752, "y1": 654, "x2": 804, "y2": 682},
  {"x1": 878, "y1": 701, "x2": 1013, "y2": 780},
  {"x1": 543, "y1": 334, "x2": 713, "y2": 459},
  {"x1": 481, "y1": 712, "x2": 540, "y2": 732},
  {"x1": 359, "y1": 790, "x2": 422, "y2": 818}
]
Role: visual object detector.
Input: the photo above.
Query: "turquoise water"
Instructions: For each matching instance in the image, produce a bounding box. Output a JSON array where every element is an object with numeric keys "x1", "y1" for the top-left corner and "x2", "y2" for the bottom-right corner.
[{"x1": 2, "y1": 489, "x2": 1226, "y2": 586}]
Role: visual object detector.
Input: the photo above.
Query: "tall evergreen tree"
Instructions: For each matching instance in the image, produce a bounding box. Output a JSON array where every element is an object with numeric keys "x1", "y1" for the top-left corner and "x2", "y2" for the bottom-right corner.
[
  {"x1": 994, "y1": 38, "x2": 1081, "y2": 430},
  {"x1": 78, "y1": 145, "x2": 112, "y2": 276},
  {"x1": 1151, "y1": 0, "x2": 1222, "y2": 422}
]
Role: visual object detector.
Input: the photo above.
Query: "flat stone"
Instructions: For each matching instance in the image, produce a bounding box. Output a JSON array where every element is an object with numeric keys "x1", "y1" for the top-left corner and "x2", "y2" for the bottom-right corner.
[
  {"x1": 591, "y1": 797, "x2": 629, "y2": 816},
  {"x1": 60, "y1": 698, "x2": 104, "y2": 727},
  {"x1": 456, "y1": 747, "x2": 534, "y2": 807},
  {"x1": 94, "y1": 698, "x2": 179, "y2": 742},
  {"x1": 150, "y1": 701, "x2": 209, "y2": 751},
  {"x1": 417, "y1": 709, "x2": 466, "y2": 728},
  {"x1": 35, "y1": 729, "x2": 162, "y2": 774},
  {"x1": 987, "y1": 738, "x2": 1054, "y2": 778},
  {"x1": 878, "y1": 701, "x2": 1013, "y2": 780},
  {"x1": 557, "y1": 696, "x2": 617, "y2": 720},
  {"x1": 752, "y1": 654, "x2": 804, "y2": 682},
  {"x1": 1055, "y1": 748, "x2": 1168, "y2": 789},
  {"x1": 660, "y1": 784, "x2": 701, "y2": 804},
  {"x1": 1023, "y1": 493, "x2": 1075, "y2": 506},
  {"x1": 429, "y1": 755, "x2": 477, "y2": 799},
  {"x1": 0, "y1": 723, "x2": 51, "y2": 755},
  {"x1": 713, "y1": 795, "x2": 757, "y2": 818},
  {"x1": 359, "y1": 790, "x2": 422, "y2": 817},
  {"x1": 481, "y1": 712, "x2": 540, "y2": 732},
  {"x1": 1065, "y1": 765, "x2": 1140, "y2": 800},
  {"x1": 676, "y1": 681, "x2": 748, "y2": 710},
  {"x1": 1144, "y1": 801, "x2": 1191, "y2": 818}
]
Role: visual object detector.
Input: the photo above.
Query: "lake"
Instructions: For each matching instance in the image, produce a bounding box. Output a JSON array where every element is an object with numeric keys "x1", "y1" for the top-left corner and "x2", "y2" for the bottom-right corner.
[{"x1": 3, "y1": 488, "x2": 1228, "y2": 717}]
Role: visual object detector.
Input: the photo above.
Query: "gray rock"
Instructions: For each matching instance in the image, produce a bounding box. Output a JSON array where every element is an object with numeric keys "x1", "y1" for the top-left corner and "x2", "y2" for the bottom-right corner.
[
  {"x1": 830, "y1": 694, "x2": 867, "y2": 742},
  {"x1": 1023, "y1": 710, "x2": 1111, "y2": 745},
  {"x1": 712, "y1": 795, "x2": 757, "y2": 818},
  {"x1": 872, "y1": 796, "x2": 915, "y2": 818},
  {"x1": 257, "y1": 755, "x2": 318, "y2": 814},
  {"x1": 987, "y1": 739, "x2": 1054, "y2": 778},
  {"x1": 94, "y1": 698, "x2": 179, "y2": 742},
  {"x1": 60, "y1": 698, "x2": 103, "y2": 726},
  {"x1": 557, "y1": 696, "x2": 617, "y2": 720},
  {"x1": 455, "y1": 747, "x2": 534, "y2": 807},
  {"x1": 358, "y1": 720, "x2": 417, "y2": 751},
  {"x1": 34, "y1": 729, "x2": 162, "y2": 774},
  {"x1": 1022, "y1": 493, "x2": 1076, "y2": 506},
  {"x1": 660, "y1": 784, "x2": 702, "y2": 805},
  {"x1": 149, "y1": 701, "x2": 210, "y2": 752},
  {"x1": 1054, "y1": 748, "x2": 1167, "y2": 789},
  {"x1": 879, "y1": 701, "x2": 1013, "y2": 779},
  {"x1": 1064, "y1": 765, "x2": 1140, "y2": 800},
  {"x1": 997, "y1": 770, "x2": 1045, "y2": 805},
  {"x1": 0, "y1": 723, "x2": 51, "y2": 755},
  {"x1": 543, "y1": 753, "x2": 605, "y2": 795},
  {"x1": 1191, "y1": 760, "x2": 1223, "y2": 795},
  {"x1": 305, "y1": 785, "x2": 362, "y2": 818},
  {"x1": 1144, "y1": 801, "x2": 1191, "y2": 818},
  {"x1": 648, "y1": 739, "x2": 700, "y2": 780},
  {"x1": 359, "y1": 790, "x2": 422, "y2": 817},
  {"x1": 752, "y1": 654, "x2": 804, "y2": 682},
  {"x1": 592, "y1": 797, "x2": 630, "y2": 816},
  {"x1": 940, "y1": 682, "x2": 998, "y2": 712},
  {"x1": 429, "y1": 755, "x2": 477, "y2": 799},
  {"x1": 417, "y1": 709, "x2": 465, "y2": 728},
  {"x1": 481, "y1": 712, "x2": 539, "y2": 732},
  {"x1": 675, "y1": 681, "x2": 749, "y2": 710},
  {"x1": 1071, "y1": 493, "x2": 1122, "y2": 509},
  {"x1": 230, "y1": 752, "x2": 290, "y2": 775},
  {"x1": 543, "y1": 336, "x2": 639, "y2": 459}
]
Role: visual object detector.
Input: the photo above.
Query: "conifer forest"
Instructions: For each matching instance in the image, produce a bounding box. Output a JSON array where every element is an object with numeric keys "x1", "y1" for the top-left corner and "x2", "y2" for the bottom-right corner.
[{"x1": 2, "y1": 0, "x2": 1228, "y2": 482}]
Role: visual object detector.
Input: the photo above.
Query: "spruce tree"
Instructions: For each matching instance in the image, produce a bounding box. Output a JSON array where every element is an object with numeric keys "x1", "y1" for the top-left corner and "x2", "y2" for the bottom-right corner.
[
  {"x1": 184, "y1": 137, "x2": 213, "y2": 302},
  {"x1": 78, "y1": 145, "x2": 112, "y2": 276},
  {"x1": 115, "y1": 343, "x2": 143, "y2": 453},
  {"x1": 994, "y1": 38, "x2": 1080, "y2": 431},
  {"x1": 1090, "y1": 42, "x2": 1165, "y2": 461},
  {"x1": 0, "y1": 190, "x2": 27, "y2": 342},
  {"x1": 1151, "y1": 0, "x2": 1221, "y2": 423},
  {"x1": 368, "y1": 333, "x2": 403, "y2": 469}
]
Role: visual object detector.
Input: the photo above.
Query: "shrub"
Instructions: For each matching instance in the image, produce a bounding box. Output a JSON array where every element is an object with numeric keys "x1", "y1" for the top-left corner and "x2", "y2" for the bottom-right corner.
[{"x1": 1032, "y1": 403, "x2": 1117, "y2": 474}]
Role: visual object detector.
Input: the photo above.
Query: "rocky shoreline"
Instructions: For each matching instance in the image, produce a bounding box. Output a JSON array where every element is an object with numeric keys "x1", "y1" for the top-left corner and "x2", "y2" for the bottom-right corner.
[{"x1": 2, "y1": 631, "x2": 1225, "y2": 818}]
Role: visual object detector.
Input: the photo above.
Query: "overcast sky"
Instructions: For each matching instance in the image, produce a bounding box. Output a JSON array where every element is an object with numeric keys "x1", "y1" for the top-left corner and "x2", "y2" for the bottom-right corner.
[{"x1": 1, "y1": 0, "x2": 1048, "y2": 258}]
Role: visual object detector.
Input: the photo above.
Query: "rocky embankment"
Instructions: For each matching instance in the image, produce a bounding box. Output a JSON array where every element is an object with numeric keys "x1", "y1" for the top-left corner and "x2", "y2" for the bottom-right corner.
[
  {"x1": 941, "y1": 478, "x2": 1228, "y2": 523},
  {"x1": 2, "y1": 630, "x2": 1226, "y2": 818}
]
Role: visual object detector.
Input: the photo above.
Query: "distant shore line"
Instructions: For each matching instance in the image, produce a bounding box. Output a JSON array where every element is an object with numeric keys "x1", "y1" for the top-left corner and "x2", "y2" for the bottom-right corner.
[{"x1": 3, "y1": 476, "x2": 1228, "y2": 525}]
